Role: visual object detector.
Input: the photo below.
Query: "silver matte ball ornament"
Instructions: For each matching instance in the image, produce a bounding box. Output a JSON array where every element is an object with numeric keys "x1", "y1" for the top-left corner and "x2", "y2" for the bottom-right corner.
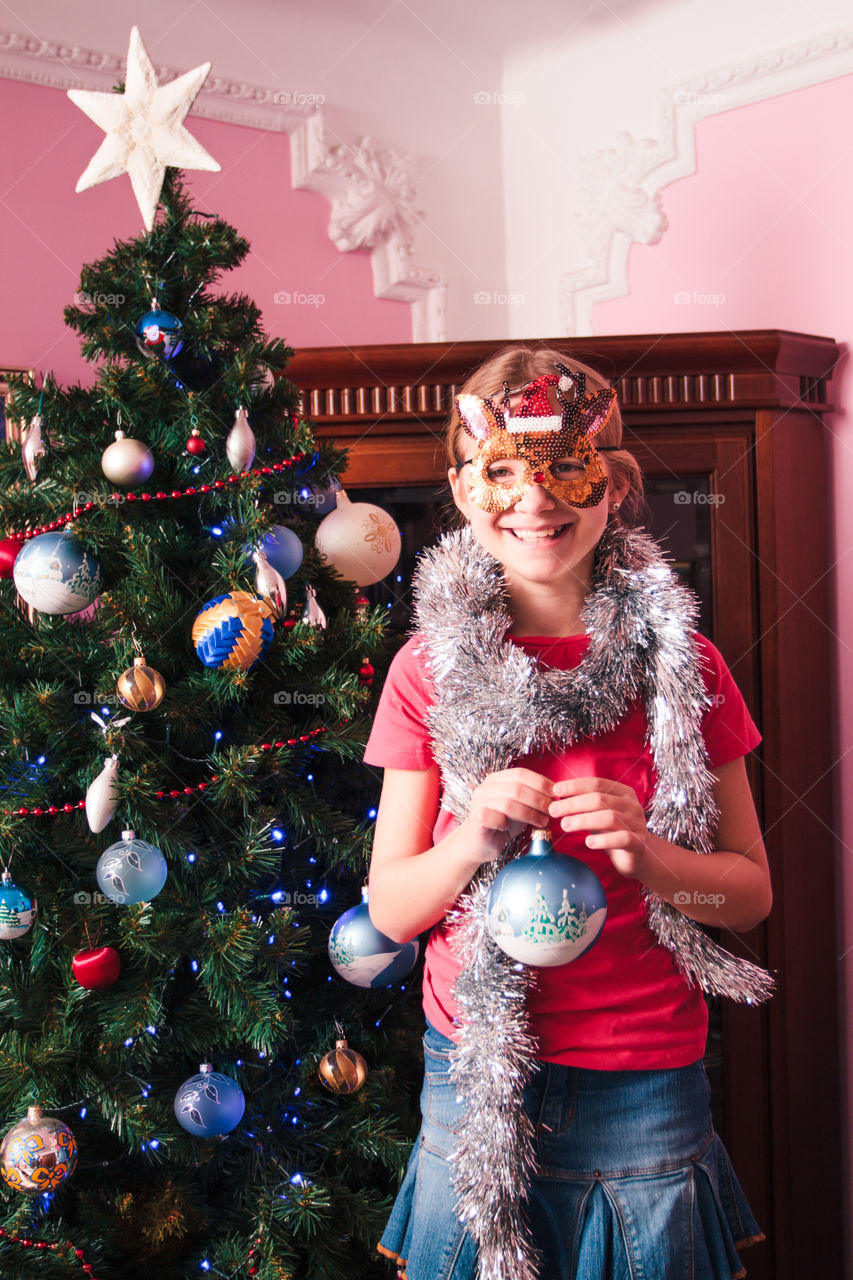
[{"x1": 101, "y1": 430, "x2": 154, "y2": 486}]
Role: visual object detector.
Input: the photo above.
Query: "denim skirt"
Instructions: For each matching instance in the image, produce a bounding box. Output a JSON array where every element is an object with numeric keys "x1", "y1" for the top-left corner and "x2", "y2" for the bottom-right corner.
[{"x1": 377, "y1": 1020, "x2": 765, "y2": 1280}]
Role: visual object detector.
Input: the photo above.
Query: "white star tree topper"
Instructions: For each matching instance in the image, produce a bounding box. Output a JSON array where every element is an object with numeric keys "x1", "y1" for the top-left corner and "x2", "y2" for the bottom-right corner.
[{"x1": 68, "y1": 26, "x2": 221, "y2": 231}]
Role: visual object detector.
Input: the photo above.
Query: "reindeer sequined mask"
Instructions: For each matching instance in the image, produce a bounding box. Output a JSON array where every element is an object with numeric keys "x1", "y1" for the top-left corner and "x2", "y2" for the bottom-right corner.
[{"x1": 455, "y1": 363, "x2": 618, "y2": 513}]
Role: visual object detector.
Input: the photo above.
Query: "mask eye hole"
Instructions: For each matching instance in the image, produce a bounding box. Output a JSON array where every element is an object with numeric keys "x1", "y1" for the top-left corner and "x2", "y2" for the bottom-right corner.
[{"x1": 485, "y1": 459, "x2": 525, "y2": 485}]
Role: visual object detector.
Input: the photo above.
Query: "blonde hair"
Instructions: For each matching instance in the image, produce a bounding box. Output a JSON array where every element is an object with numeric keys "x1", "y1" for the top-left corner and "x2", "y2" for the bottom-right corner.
[{"x1": 445, "y1": 343, "x2": 647, "y2": 529}]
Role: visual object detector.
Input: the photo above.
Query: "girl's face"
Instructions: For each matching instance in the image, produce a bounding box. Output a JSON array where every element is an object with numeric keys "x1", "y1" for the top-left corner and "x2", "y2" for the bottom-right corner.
[{"x1": 448, "y1": 430, "x2": 626, "y2": 590}]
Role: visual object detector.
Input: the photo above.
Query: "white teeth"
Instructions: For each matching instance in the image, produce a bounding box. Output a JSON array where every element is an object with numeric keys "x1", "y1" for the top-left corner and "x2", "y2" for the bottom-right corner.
[{"x1": 510, "y1": 526, "x2": 567, "y2": 542}]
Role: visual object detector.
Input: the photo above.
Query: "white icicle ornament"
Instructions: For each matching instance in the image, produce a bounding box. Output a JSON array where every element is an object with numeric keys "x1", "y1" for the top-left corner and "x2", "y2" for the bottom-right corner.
[
  {"x1": 253, "y1": 548, "x2": 287, "y2": 617},
  {"x1": 302, "y1": 586, "x2": 326, "y2": 629},
  {"x1": 85, "y1": 754, "x2": 119, "y2": 834},
  {"x1": 226, "y1": 406, "x2": 256, "y2": 472},
  {"x1": 21, "y1": 414, "x2": 45, "y2": 482}
]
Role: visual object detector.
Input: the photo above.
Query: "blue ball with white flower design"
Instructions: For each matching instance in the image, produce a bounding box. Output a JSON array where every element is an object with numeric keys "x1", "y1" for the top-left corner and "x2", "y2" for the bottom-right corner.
[
  {"x1": 13, "y1": 531, "x2": 103, "y2": 615},
  {"x1": 96, "y1": 830, "x2": 167, "y2": 905},
  {"x1": 174, "y1": 1064, "x2": 245, "y2": 1137}
]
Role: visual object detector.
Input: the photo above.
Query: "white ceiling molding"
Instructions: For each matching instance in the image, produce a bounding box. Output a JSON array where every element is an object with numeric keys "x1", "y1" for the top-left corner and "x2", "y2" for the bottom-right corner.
[
  {"x1": 289, "y1": 116, "x2": 446, "y2": 342},
  {"x1": 561, "y1": 27, "x2": 853, "y2": 335},
  {"x1": 0, "y1": 27, "x2": 445, "y2": 340}
]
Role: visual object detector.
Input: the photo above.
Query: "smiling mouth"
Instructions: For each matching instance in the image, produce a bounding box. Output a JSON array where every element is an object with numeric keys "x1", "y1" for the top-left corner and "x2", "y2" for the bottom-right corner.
[{"x1": 506, "y1": 524, "x2": 571, "y2": 542}]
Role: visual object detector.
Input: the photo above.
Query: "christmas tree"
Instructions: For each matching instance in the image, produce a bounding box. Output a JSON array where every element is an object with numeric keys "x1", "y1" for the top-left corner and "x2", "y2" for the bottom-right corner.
[{"x1": 0, "y1": 171, "x2": 423, "y2": 1279}]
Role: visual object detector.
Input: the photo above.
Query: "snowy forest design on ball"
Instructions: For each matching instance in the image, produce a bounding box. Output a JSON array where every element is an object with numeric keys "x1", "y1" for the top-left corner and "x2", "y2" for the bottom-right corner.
[{"x1": 487, "y1": 875, "x2": 607, "y2": 966}]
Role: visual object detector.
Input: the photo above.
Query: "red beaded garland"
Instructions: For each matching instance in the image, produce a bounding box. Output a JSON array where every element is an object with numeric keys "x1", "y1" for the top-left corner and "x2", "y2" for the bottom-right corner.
[
  {"x1": 2, "y1": 729, "x2": 329, "y2": 820},
  {"x1": 6, "y1": 450, "x2": 308, "y2": 542}
]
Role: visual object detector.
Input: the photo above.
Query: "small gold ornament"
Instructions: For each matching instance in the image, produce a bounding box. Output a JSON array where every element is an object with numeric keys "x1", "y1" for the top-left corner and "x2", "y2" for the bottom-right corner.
[
  {"x1": 318, "y1": 1037, "x2": 368, "y2": 1095},
  {"x1": 116, "y1": 656, "x2": 166, "y2": 711},
  {"x1": 0, "y1": 1105, "x2": 78, "y2": 1195}
]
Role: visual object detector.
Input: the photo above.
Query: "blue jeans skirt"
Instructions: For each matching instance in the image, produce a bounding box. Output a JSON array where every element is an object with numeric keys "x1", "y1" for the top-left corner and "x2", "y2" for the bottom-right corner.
[{"x1": 377, "y1": 1020, "x2": 765, "y2": 1280}]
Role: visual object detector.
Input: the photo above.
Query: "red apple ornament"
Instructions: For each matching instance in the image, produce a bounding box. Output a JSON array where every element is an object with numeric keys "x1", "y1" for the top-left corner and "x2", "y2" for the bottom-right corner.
[{"x1": 72, "y1": 945, "x2": 121, "y2": 989}]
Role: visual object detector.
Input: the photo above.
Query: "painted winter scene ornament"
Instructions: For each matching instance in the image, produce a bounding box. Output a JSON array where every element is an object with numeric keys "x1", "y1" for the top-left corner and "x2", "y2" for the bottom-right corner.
[
  {"x1": 486, "y1": 829, "x2": 607, "y2": 967},
  {"x1": 13, "y1": 531, "x2": 103, "y2": 615},
  {"x1": 328, "y1": 888, "x2": 418, "y2": 988},
  {"x1": 0, "y1": 870, "x2": 36, "y2": 940}
]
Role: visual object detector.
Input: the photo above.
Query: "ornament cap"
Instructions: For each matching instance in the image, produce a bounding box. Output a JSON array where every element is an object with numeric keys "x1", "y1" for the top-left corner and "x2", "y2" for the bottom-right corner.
[
  {"x1": 0, "y1": 869, "x2": 10, "y2": 886},
  {"x1": 26, "y1": 1105, "x2": 43, "y2": 1124},
  {"x1": 121, "y1": 828, "x2": 136, "y2": 842},
  {"x1": 132, "y1": 656, "x2": 147, "y2": 668},
  {"x1": 199, "y1": 1063, "x2": 213, "y2": 1074},
  {"x1": 114, "y1": 430, "x2": 126, "y2": 441},
  {"x1": 335, "y1": 1038, "x2": 348, "y2": 1050},
  {"x1": 528, "y1": 828, "x2": 553, "y2": 857},
  {"x1": 360, "y1": 885, "x2": 369, "y2": 905}
]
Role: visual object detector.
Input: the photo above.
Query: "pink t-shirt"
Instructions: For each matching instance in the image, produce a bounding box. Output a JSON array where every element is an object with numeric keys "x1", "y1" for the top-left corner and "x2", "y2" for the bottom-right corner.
[{"x1": 363, "y1": 630, "x2": 762, "y2": 1069}]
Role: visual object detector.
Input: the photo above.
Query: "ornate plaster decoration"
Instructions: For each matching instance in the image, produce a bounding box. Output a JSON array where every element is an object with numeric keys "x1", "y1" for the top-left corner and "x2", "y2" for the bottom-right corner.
[
  {"x1": 562, "y1": 27, "x2": 853, "y2": 335},
  {"x1": 0, "y1": 28, "x2": 445, "y2": 340}
]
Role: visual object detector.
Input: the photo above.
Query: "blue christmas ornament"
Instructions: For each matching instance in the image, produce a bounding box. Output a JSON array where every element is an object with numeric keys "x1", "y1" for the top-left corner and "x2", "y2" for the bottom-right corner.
[
  {"x1": 192, "y1": 591, "x2": 275, "y2": 671},
  {"x1": 309, "y1": 479, "x2": 341, "y2": 516},
  {"x1": 257, "y1": 526, "x2": 303, "y2": 579},
  {"x1": 134, "y1": 302, "x2": 183, "y2": 360},
  {"x1": 328, "y1": 888, "x2": 418, "y2": 988},
  {"x1": 174, "y1": 1063, "x2": 245, "y2": 1137},
  {"x1": 96, "y1": 829, "x2": 167, "y2": 905},
  {"x1": 0, "y1": 870, "x2": 36, "y2": 940},
  {"x1": 13, "y1": 531, "x2": 103, "y2": 615},
  {"x1": 486, "y1": 828, "x2": 607, "y2": 967}
]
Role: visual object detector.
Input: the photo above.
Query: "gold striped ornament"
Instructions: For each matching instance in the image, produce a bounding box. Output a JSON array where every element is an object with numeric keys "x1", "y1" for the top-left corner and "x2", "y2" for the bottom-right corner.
[
  {"x1": 116, "y1": 656, "x2": 166, "y2": 711},
  {"x1": 318, "y1": 1038, "x2": 368, "y2": 1094}
]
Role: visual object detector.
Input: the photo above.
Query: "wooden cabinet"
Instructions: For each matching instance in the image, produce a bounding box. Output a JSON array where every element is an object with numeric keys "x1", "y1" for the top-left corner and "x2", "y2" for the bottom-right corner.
[{"x1": 288, "y1": 330, "x2": 842, "y2": 1280}]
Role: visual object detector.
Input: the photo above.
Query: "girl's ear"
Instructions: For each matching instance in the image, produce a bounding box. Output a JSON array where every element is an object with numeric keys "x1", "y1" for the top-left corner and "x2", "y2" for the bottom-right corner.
[{"x1": 448, "y1": 466, "x2": 470, "y2": 518}]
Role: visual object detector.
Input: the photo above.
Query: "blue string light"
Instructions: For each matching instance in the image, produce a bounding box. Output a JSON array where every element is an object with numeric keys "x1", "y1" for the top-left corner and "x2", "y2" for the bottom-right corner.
[
  {"x1": 270, "y1": 828, "x2": 284, "y2": 842},
  {"x1": 186, "y1": 852, "x2": 197, "y2": 863},
  {"x1": 216, "y1": 901, "x2": 225, "y2": 913},
  {"x1": 210, "y1": 525, "x2": 224, "y2": 538},
  {"x1": 213, "y1": 730, "x2": 223, "y2": 742},
  {"x1": 190, "y1": 959, "x2": 199, "y2": 973},
  {"x1": 318, "y1": 889, "x2": 328, "y2": 903},
  {"x1": 367, "y1": 807, "x2": 377, "y2": 819},
  {"x1": 306, "y1": 773, "x2": 314, "y2": 782},
  {"x1": 79, "y1": 1107, "x2": 87, "y2": 1119},
  {"x1": 146, "y1": 1025, "x2": 156, "y2": 1035}
]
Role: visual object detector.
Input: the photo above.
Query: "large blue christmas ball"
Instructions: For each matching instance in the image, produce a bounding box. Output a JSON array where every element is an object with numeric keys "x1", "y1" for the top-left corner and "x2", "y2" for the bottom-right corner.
[
  {"x1": 257, "y1": 526, "x2": 304, "y2": 579},
  {"x1": 0, "y1": 871, "x2": 36, "y2": 941},
  {"x1": 96, "y1": 829, "x2": 167, "y2": 905},
  {"x1": 192, "y1": 591, "x2": 275, "y2": 671},
  {"x1": 174, "y1": 1064, "x2": 245, "y2": 1137},
  {"x1": 486, "y1": 830, "x2": 607, "y2": 967},
  {"x1": 328, "y1": 889, "x2": 419, "y2": 988},
  {"x1": 13, "y1": 532, "x2": 103, "y2": 615},
  {"x1": 134, "y1": 304, "x2": 183, "y2": 360}
]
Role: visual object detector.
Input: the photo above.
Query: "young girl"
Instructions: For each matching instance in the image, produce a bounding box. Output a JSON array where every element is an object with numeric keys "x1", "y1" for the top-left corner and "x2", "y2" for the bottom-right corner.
[{"x1": 364, "y1": 345, "x2": 773, "y2": 1280}]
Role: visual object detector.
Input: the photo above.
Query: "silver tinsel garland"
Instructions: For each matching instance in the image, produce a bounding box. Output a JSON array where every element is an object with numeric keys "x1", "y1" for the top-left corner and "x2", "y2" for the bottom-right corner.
[{"x1": 411, "y1": 520, "x2": 775, "y2": 1280}]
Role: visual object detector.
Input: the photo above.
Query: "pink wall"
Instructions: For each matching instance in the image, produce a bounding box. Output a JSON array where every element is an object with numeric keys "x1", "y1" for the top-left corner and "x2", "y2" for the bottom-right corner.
[
  {"x1": 0, "y1": 76, "x2": 411, "y2": 386},
  {"x1": 593, "y1": 69, "x2": 853, "y2": 1259}
]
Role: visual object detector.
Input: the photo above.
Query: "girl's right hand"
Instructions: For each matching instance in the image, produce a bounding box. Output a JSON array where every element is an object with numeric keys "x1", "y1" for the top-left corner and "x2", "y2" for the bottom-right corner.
[{"x1": 462, "y1": 768, "x2": 555, "y2": 864}]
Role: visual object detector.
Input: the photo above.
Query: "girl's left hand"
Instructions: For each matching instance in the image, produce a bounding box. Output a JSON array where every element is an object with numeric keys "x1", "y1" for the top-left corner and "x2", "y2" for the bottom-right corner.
[{"x1": 548, "y1": 778, "x2": 654, "y2": 879}]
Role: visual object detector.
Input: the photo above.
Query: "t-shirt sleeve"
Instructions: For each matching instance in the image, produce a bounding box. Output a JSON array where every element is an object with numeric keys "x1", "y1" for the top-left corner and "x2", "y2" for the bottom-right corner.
[
  {"x1": 363, "y1": 634, "x2": 437, "y2": 770},
  {"x1": 693, "y1": 633, "x2": 762, "y2": 768}
]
